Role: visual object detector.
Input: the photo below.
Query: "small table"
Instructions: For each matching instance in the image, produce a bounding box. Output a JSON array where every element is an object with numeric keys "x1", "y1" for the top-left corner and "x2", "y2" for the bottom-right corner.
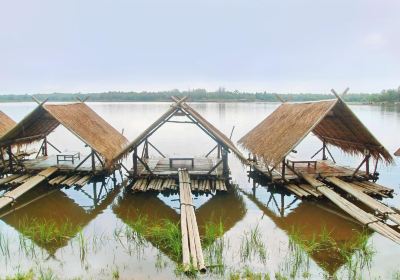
[
  {"x1": 169, "y1": 157, "x2": 194, "y2": 168},
  {"x1": 57, "y1": 152, "x2": 80, "y2": 165},
  {"x1": 286, "y1": 159, "x2": 317, "y2": 169}
]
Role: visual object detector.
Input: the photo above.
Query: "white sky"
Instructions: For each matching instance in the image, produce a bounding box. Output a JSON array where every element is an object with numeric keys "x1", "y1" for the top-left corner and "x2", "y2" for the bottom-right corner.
[{"x1": 0, "y1": 0, "x2": 399, "y2": 94}]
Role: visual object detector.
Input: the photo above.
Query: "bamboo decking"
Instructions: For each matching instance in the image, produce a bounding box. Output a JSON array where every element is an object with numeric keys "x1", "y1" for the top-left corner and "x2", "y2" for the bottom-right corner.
[{"x1": 131, "y1": 177, "x2": 227, "y2": 193}]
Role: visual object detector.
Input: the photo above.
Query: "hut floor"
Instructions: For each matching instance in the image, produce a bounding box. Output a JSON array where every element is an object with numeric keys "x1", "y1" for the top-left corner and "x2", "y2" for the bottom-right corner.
[
  {"x1": 132, "y1": 157, "x2": 224, "y2": 176},
  {"x1": 23, "y1": 155, "x2": 103, "y2": 173},
  {"x1": 131, "y1": 177, "x2": 227, "y2": 193},
  {"x1": 255, "y1": 159, "x2": 368, "y2": 181}
]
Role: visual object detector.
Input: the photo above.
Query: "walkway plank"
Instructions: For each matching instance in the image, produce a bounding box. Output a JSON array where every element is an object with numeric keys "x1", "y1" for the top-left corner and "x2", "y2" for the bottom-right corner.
[
  {"x1": 326, "y1": 177, "x2": 400, "y2": 227},
  {"x1": 0, "y1": 167, "x2": 58, "y2": 210},
  {"x1": 302, "y1": 174, "x2": 400, "y2": 244}
]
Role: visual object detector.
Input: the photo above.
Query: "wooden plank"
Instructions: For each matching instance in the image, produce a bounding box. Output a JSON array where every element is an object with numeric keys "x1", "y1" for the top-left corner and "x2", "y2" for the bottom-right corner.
[
  {"x1": 0, "y1": 174, "x2": 22, "y2": 185},
  {"x1": 298, "y1": 183, "x2": 322, "y2": 198},
  {"x1": 285, "y1": 184, "x2": 307, "y2": 198},
  {"x1": 302, "y1": 174, "x2": 400, "y2": 244},
  {"x1": 326, "y1": 177, "x2": 400, "y2": 227},
  {"x1": 9, "y1": 174, "x2": 31, "y2": 185},
  {"x1": 0, "y1": 167, "x2": 58, "y2": 210}
]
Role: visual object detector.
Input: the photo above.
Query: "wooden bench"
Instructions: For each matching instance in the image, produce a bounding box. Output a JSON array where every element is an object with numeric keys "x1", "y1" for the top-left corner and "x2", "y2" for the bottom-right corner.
[
  {"x1": 286, "y1": 159, "x2": 317, "y2": 169},
  {"x1": 169, "y1": 157, "x2": 194, "y2": 168},
  {"x1": 57, "y1": 152, "x2": 80, "y2": 165}
]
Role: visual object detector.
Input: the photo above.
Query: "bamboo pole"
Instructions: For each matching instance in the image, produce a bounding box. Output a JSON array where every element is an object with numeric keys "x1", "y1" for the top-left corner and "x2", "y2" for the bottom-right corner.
[{"x1": 179, "y1": 170, "x2": 190, "y2": 270}]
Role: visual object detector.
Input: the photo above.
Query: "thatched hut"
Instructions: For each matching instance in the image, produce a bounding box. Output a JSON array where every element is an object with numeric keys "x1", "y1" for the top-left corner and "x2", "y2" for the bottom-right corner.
[
  {"x1": 0, "y1": 101, "x2": 128, "y2": 173},
  {"x1": 239, "y1": 97, "x2": 392, "y2": 180},
  {"x1": 114, "y1": 96, "x2": 247, "y2": 186},
  {"x1": 0, "y1": 111, "x2": 16, "y2": 137},
  {"x1": 395, "y1": 148, "x2": 400, "y2": 157},
  {"x1": 238, "y1": 95, "x2": 400, "y2": 244}
]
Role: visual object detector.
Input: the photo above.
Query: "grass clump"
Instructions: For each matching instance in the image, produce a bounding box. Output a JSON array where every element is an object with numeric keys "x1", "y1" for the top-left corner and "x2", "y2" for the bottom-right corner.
[
  {"x1": 18, "y1": 217, "x2": 80, "y2": 246},
  {"x1": 286, "y1": 226, "x2": 375, "y2": 279},
  {"x1": 229, "y1": 267, "x2": 271, "y2": 280},
  {"x1": 240, "y1": 224, "x2": 267, "y2": 264},
  {"x1": 4, "y1": 269, "x2": 34, "y2": 280},
  {"x1": 123, "y1": 215, "x2": 182, "y2": 261}
]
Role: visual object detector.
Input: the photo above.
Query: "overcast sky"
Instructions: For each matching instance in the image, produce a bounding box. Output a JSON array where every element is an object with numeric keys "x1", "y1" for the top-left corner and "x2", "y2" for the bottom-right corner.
[{"x1": 0, "y1": 0, "x2": 399, "y2": 94}]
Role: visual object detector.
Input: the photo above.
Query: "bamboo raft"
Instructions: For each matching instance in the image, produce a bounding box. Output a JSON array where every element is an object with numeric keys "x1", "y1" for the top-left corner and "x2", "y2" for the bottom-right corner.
[
  {"x1": 131, "y1": 177, "x2": 227, "y2": 193},
  {"x1": 302, "y1": 174, "x2": 400, "y2": 244},
  {"x1": 178, "y1": 169, "x2": 206, "y2": 272},
  {"x1": 0, "y1": 167, "x2": 58, "y2": 210}
]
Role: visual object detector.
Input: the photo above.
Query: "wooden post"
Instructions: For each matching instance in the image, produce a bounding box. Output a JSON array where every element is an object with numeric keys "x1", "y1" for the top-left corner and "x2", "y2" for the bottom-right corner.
[
  {"x1": 7, "y1": 145, "x2": 13, "y2": 173},
  {"x1": 322, "y1": 139, "x2": 327, "y2": 160},
  {"x1": 42, "y1": 137, "x2": 48, "y2": 156},
  {"x1": 91, "y1": 149, "x2": 96, "y2": 172},
  {"x1": 281, "y1": 158, "x2": 286, "y2": 180},
  {"x1": 133, "y1": 147, "x2": 138, "y2": 176},
  {"x1": 144, "y1": 139, "x2": 149, "y2": 159},
  {"x1": 365, "y1": 154, "x2": 370, "y2": 176},
  {"x1": 217, "y1": 144, "x2": 221, "y2": 159},
  {"x1": 222, "y1": 148, "x2": 228, "y2": 177},
  {"x1": 93, "y1": 181, "x2": 98, "y2": 206}
]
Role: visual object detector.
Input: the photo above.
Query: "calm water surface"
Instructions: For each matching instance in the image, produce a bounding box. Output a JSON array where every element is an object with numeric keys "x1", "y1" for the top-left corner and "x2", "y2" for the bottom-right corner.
[{"x1": 0, "y1": 102, "x2": 399, "y2": 279}]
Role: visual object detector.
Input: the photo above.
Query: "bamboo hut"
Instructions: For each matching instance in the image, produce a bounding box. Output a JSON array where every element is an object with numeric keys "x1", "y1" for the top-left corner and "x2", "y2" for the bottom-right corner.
[
  {"x1": 239, "y1": 91, "x2": 400, "y2": 244},
  {"x1": 115, "y1": 96, "x2": 247, "y2": 194},
  {"x1": 0, "y1": 101, "x2": 129, "y2": 174}
]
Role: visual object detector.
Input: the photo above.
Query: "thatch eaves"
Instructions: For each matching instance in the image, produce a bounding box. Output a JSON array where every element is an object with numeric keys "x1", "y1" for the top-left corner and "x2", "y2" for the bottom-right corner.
[
  {"x1": 239, "y1": 99, "x2": 393, "y2": 167},
  {"x1": 0, "y1": 111, "x2": 16, "y2": 137},
  {"x1": 395, "y1": 148, "x2": 400, "y2": 157}
]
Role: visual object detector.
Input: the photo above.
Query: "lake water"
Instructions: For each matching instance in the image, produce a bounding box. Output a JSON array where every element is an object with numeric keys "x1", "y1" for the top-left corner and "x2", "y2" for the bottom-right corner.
[{"x1": 0, "y1": 102, "x2": 399, "y2": 279}]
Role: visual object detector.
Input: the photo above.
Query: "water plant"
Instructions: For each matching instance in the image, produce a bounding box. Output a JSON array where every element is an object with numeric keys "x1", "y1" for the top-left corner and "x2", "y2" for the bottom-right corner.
[
  {"x1": 240, "y1": 224, "x2": 267, "y2": 264},
  {"x1": 17, "y1": 217, "x2": 80, "y2": 247},
  {"x1": 0, "y1": 231, "x2": 10, "y2": 259}
]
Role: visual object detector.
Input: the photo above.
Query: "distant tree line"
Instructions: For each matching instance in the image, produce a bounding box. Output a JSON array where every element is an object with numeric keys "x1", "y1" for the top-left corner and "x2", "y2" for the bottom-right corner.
[{"x1": 0, "y1": 87, "x2": 399, "y2": 103}]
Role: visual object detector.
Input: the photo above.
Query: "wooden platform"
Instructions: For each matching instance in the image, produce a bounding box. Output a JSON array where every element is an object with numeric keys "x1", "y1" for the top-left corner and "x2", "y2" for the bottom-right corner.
[
  {"x1": 23, "y1": 155, "x2": 103, "y2": 172},
  {"x1": 132, "y1": 157, "x2": 224, "y2": 177},
  {"x1": 254, "y1": 159, "x2": 367, "y2": 181},
  {"x1": 131, "y1": 177, "x2": 227, "y2": 193}
]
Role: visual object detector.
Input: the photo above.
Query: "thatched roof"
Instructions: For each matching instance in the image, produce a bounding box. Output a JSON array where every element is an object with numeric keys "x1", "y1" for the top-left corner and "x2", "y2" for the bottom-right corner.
[
  {"x1": 239, "y1": 99, "x2": 393, "y2": 167},
  {"x1": 0, "y1": 111, "x2": 16, "y2": 137},
  {"x1": 395, "y1": 148, "x2": 400, "y2": 157},
  {"x1": 0, "y1": 102, "x2": 128, "y2": 167},
  {"x1": 114, "y1": 97, "x2": 248, "y2": 162}
]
